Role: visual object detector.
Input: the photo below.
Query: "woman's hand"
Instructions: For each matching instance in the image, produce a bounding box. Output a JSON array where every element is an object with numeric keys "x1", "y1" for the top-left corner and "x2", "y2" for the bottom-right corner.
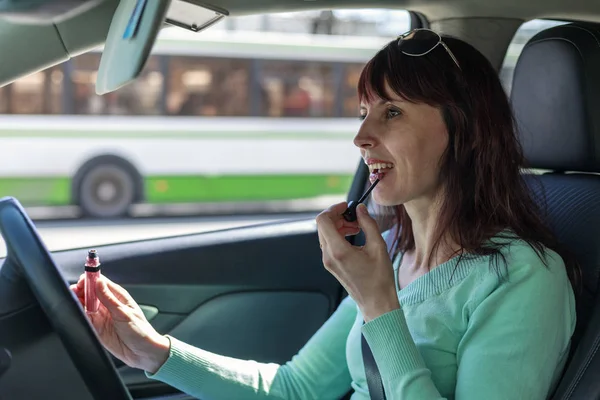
[
  {"x1": 316, "y1": 202, "x2": 399, "y2": 322},
  {"x1": 70, "y1": 275, "x2": 170, "y2": 374}
]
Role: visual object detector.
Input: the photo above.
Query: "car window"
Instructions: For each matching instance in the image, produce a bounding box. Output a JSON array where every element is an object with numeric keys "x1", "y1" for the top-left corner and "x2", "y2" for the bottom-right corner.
[{"x1": 0, "y1": 9, "x2": 411, "y2": 255}]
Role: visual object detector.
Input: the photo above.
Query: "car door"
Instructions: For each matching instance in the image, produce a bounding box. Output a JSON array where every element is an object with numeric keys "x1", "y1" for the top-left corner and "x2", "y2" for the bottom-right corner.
[{"x1": 54, "y1": 162, "x2": 368, "y2": 399}]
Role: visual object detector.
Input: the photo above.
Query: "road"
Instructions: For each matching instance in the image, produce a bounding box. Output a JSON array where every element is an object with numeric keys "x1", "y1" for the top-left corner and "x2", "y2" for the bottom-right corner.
[{"x1": 0, "y1": 213, "x2": 318, "y2": 258}]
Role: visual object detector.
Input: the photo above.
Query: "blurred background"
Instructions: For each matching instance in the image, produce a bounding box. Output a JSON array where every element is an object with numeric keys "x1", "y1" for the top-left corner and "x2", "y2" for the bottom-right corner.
[{"x1": 0, "y1": 9, "x2": 563, "y2": 254}]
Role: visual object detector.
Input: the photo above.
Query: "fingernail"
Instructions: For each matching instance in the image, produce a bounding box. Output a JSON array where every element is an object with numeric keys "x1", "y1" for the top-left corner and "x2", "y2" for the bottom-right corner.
[{"x1": 358, "y1": 203, "x2": 368, "y2": 213}]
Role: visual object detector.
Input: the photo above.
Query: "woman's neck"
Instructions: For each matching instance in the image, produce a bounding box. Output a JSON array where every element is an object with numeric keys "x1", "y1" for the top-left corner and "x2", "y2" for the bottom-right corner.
[{"x1": 403, "y1": 193, "x2": 459, "y2": 271}]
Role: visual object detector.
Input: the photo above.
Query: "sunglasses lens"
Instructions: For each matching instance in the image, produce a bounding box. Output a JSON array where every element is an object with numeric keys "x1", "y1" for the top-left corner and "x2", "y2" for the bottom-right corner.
[{"x1": 398, "y1": 29, "x2": 440, "y2": 55}]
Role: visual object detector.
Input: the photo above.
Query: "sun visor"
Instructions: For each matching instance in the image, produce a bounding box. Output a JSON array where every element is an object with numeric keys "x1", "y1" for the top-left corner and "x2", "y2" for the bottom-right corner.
[{"x1": 96, "y1": 0, "x2": 227, "y2": 95}]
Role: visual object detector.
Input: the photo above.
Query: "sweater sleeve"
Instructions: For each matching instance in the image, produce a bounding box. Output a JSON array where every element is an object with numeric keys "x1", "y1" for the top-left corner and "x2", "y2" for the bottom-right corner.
[
  {"x1": 361, "y1": 252, "x2": 576, "y2": 399},
  {"x1": 145, "y1": 295, "x2": 357, "y2": 400}
]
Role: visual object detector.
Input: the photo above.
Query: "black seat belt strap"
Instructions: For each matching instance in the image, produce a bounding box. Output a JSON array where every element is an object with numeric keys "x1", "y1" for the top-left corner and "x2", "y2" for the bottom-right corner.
[
  {"x1": 361, "y1": 224, "x2": 397, "y2": 400},
  {"x1": 361, "y1": 331, "x2": 386, "y2": 399}
]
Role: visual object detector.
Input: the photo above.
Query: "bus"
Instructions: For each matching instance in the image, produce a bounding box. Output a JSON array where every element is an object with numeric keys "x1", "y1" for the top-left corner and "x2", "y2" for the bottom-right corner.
[{"x1": 0, "y1": 27, "x2": 527, "y2": 218}]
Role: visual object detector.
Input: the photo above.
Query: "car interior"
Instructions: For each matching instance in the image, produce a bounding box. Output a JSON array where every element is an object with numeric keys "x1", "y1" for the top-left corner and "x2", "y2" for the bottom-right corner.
[{"x1": 1, "y1": 0, "x2": 600, "y2": 399}]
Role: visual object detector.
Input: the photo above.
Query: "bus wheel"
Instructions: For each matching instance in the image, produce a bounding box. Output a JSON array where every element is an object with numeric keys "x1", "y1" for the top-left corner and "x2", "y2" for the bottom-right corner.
[{"x1": 77, "y1": 164, "x2": 136, "y2": 218}]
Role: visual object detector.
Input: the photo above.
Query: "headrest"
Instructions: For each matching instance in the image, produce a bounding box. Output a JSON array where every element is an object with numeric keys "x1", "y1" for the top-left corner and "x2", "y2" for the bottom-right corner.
[{"x1": 510, "y1": 23, "x2": 600, "y2": 172}]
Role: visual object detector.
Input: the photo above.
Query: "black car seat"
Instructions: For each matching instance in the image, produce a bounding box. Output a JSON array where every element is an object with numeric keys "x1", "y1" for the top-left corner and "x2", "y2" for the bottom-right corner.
[{"x1": 510, "y1": 22, "x2": 600, "y2": 399}]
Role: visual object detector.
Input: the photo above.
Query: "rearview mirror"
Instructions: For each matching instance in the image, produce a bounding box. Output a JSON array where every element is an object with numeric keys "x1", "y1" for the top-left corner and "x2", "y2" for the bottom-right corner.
[{"x1": 95, "y1": 0, "x2": 227, "y2": 95}]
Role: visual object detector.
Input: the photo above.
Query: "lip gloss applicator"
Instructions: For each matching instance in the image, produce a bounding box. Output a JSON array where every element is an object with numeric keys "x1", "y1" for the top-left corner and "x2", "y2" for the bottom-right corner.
[
  {"x1": 84, "y1": 249, "x2": 101, "y2": 314},
  {"x1": 342, "y1": 178, "x2": 380, "y2": 222}
]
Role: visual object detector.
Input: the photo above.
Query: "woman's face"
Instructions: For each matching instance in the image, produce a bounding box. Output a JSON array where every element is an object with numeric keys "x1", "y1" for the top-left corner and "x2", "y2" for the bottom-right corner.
[{"x1": 354, "y1": 82, "x2": 449, "y2": 207}]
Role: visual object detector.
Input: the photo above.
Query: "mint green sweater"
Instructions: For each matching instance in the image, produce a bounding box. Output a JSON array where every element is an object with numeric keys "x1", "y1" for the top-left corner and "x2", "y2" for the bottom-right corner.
[{"x1": 147, "y1": 236, "x2": 576, "y2": 399}]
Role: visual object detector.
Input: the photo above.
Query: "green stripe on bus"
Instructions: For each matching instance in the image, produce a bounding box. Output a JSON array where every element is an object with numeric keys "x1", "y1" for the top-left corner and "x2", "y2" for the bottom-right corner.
[
  {"x1": 0, "y1": 177, "x2": 71, "y2": 205},
  {"x1": 0, "y1": 174, "x2": 354, "y2": 206},
  {"x1": 145, "y1": 174, "x2": 354, "y2": 203}
]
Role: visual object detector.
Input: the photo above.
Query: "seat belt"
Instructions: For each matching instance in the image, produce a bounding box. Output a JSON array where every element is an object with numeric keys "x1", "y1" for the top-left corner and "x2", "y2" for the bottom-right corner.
[
  {"x1": 361, "y1": 332, "x2": 386, "y2": 399},
  {"x1": 361, "y1": 224, "x2": 397, "y2": 400}
]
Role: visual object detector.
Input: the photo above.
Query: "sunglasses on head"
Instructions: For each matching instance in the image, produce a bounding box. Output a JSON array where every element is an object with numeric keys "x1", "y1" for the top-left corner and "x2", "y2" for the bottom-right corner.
[{"x1": 397, "y1": 28, "x2": 461, "y2": 70}]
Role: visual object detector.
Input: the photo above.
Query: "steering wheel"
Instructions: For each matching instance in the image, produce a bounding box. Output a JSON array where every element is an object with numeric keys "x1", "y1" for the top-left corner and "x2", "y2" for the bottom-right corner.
[{"x1": 0, "y1": 197, "x2": 131, "y2": 400}]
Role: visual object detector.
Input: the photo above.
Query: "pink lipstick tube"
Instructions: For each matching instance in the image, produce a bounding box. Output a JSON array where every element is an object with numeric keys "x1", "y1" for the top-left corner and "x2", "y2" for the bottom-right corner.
[{"x1": 84, "y1": 249, "x2": 101, "y2": 314}]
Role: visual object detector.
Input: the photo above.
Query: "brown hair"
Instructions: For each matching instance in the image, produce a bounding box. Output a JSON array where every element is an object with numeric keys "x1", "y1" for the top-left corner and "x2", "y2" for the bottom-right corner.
[{"x1": 357, "y1": 34, "x2": 581, "y2": 291}]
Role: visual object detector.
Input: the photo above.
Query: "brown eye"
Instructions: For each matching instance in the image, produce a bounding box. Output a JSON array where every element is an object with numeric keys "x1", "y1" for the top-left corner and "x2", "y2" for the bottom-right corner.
[{"x1": 386, "y1": 108, "x2": 401, "y2": 119}]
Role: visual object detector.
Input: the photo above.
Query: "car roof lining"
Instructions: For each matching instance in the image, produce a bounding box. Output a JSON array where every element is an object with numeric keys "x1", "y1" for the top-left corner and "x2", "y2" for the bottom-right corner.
[{"x1": 0, "y1": 0, "x2": 117, "y2": 87}]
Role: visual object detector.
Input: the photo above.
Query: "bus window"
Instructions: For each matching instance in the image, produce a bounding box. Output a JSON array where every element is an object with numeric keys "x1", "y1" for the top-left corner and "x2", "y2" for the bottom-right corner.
[
  {"x1": 4, "y1": 67, "x2": 63, "y2": 115},
  {"x1": 342, "y1": 63, "x2": 363, "y2": 117},
  {"x1": 71, "y1": 53, "x2": 163, "y2": 115},
  {"x1": 167, "y1": 56, "x2": 251, "y2": 117},
  {"x1": 260, "y1": 61, "x2": 335, "y2": 117}
]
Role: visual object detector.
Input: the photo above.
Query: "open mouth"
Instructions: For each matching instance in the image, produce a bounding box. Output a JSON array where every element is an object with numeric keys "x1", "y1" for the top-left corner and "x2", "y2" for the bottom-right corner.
[{"x1": 368, "y1": 162, "x2": 394, "y2": 180}]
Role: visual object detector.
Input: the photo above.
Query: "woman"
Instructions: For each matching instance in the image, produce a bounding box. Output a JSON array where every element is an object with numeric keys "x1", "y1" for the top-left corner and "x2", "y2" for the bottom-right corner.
[{"x1": 71, "y1": 29, "x2": 579, "y2": 399}]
